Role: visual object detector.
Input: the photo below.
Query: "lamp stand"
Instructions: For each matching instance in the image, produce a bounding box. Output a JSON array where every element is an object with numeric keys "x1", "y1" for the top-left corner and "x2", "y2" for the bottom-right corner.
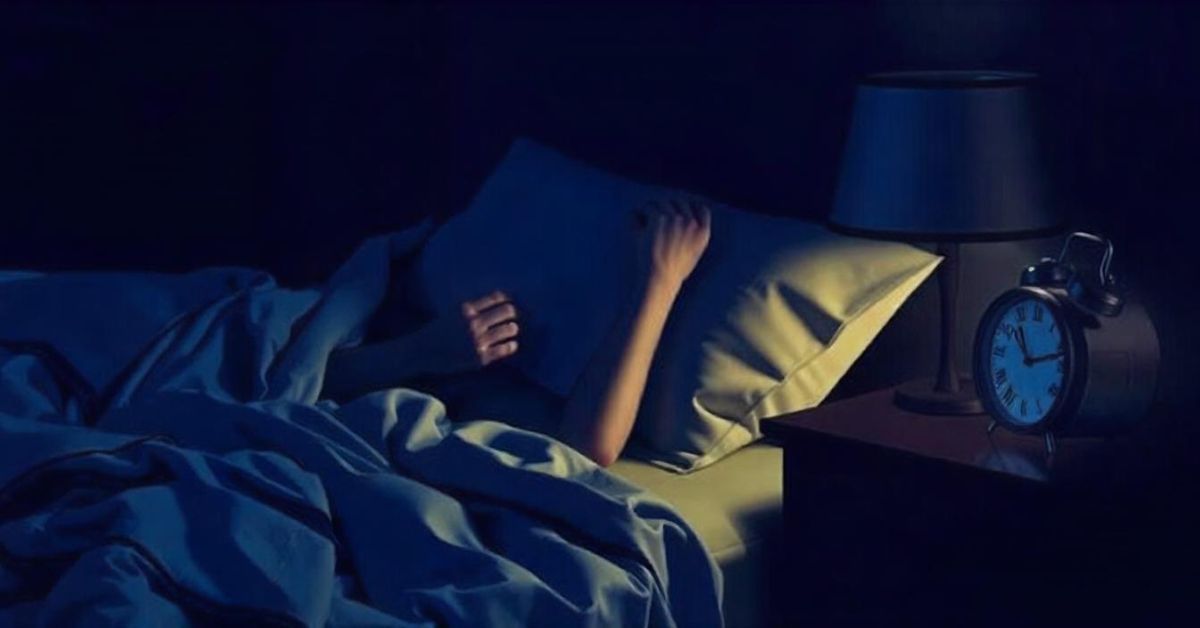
[{"x1": 894, "y1": 241, "x2": 985, "y2": 415}]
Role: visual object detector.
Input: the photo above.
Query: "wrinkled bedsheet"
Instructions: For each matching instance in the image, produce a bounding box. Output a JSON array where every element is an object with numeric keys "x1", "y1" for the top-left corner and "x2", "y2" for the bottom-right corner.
[{"x1": 0, "y1": 224, "x2": 722, "y2": 627}]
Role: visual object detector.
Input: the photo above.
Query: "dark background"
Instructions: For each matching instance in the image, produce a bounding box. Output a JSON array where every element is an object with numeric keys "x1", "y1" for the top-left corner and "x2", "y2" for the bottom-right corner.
[
  {"x1": 3, "y1": 0, "x2": 1198, "y2": 618},
  {"x1": 4, "y1": 1, "x2": 1196, "y2": 404},
  {"x1": 2, "y1": 0, "x2": 1198, "y2": 592}
]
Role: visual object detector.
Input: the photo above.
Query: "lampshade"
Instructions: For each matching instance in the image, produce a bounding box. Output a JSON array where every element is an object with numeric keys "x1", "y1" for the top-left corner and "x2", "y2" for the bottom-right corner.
[{"x1": 829, "y1": 71, "x2": 1060, "y2": 242}]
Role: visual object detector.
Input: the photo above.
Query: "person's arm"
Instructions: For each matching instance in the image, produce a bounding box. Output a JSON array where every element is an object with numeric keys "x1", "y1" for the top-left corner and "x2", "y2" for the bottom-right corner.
[
  {"x1": 558, "y1": 200, "x2": 711, "y2": 466},
  {"x1": 324, "y1": 291, "x2": 521, "y2": 401}
]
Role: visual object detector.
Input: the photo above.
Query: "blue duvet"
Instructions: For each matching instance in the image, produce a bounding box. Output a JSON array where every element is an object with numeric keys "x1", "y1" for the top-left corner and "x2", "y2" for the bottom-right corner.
[{"x1": 0, "y1": 224, "x2": 722, "y2": 627}]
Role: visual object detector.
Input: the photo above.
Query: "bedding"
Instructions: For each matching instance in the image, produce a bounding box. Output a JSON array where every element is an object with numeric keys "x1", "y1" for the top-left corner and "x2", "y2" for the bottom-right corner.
[
  {"x1": 0, "y1": 223, "x2": 722, "y2": 627},
  {"x1": 416, "y1": 138, "x2": 941, "y2": 473}
]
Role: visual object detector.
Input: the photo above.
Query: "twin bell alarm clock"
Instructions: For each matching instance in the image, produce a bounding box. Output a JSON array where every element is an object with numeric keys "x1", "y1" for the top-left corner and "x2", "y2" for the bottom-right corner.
[{"x1": 973, "y1": 232, "x2": 1159, "y2": 452}]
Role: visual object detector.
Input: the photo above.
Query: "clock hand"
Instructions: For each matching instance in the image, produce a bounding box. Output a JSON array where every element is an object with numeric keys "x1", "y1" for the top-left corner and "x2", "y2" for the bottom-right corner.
[
  {"x1": 1015, "y1": 326, "x2": 1032, "y2": 361},
  {"x1": 1027, "y1": 351, "x2": 1065, "y2": 365}
]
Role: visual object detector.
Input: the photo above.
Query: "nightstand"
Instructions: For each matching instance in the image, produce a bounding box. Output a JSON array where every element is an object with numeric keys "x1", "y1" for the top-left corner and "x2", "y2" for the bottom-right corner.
[{"x1": 760, "y1": 386, "x2": 1152, "y2": 626}]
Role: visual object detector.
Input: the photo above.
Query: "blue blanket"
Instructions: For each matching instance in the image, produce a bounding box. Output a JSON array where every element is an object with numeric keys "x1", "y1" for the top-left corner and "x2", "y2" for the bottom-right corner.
[{"x1": 0, "y1": 224, "x2": 722, "y2": 627}]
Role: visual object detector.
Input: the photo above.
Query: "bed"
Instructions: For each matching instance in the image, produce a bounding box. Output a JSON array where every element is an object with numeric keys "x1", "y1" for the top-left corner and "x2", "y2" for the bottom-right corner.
[
  {"x1": 611, "y1": 444, "x2": 782, "y2": 628},
  {"x1": 2, "y1": 171, "x2": 930, "y2": 626},
  {"x1": 424, "y1": 340, "x2": 784, "y2": 628},
  {"x1": 434, "y1": 374, "x2": 783, "y2": 628},
  {"x1": 435, "y1": 366, "x2": 783, "y2": 628},
  {"x1": 413, "y1": 318, "x2": 784, "y2": 628}
]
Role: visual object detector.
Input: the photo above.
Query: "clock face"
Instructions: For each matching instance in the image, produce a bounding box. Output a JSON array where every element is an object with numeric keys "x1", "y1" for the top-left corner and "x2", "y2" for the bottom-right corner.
[{"x1": 985, "y1": 296, "x2": 1069, "y2": 427}]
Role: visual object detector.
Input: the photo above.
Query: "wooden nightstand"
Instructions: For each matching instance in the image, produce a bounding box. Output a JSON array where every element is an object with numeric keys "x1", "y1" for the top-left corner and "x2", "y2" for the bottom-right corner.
[{"x1": 760, "y1": 386, "x2": 1148, "y2": 626}]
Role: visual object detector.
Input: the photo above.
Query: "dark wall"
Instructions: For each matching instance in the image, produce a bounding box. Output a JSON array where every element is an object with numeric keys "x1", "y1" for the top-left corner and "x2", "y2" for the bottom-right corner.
[
  {"x1": 3, "y1": 1, "x2": 1198, "y2": 411},
  {"x1": 2, "y1": 4, "x2": 274, "y2": 271}
]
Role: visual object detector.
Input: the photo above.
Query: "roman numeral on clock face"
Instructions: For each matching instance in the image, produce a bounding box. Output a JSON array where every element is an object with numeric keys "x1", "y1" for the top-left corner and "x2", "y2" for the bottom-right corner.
[{"x1": 989, "y1": 298, "x2": 1066, "y2": 424}]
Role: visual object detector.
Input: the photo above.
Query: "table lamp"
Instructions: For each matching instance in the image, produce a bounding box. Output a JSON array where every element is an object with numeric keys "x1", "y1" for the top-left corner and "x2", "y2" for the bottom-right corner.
[{"x1": 829, "y1": 70, "x2": 1061, "y2": 415}]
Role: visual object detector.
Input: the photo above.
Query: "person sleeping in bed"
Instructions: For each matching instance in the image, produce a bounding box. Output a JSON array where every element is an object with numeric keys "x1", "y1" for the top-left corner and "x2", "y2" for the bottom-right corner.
[{"x1": 324, "y1": 200, "x2": 711, "y2": 467}]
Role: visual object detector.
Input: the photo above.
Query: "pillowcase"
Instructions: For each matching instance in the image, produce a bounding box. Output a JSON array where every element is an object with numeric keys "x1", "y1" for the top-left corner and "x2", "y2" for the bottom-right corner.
[
  {"x1": 414, "y1": 139, "x2": 673, "y2": 396},
  {"x1": 627, "y1": 210, "x2": 941, "y2": 472}
]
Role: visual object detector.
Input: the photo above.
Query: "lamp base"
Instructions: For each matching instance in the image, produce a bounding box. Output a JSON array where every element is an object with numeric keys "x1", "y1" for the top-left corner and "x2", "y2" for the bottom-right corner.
[{"x1": 893, "y1": 376, "x2": 985, "y2": 415}]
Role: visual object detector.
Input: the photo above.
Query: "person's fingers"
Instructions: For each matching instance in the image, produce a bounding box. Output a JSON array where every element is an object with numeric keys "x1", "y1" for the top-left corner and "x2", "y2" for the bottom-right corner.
[
  {"x1": 648, "y1": 199, "x2": 690, "y2": 223},
  {"x1": 661, "y1": 202, "x2": 684, "y2": 232},
  {"x1": 473, "y1": 302, "x2": 517, "y2": 331},
  {"x1": 678, "y1": 198, "x2": 701, "y2": 224},
  {"x1": 672, "y1": 199, "x2": 695, "y2": 224},
  {"x1": 462, "y1": 290, "x2": 509, "y2": 317},
  {"x1": 479, "y1": 321, "x2": 519, "y2": 347},
  {"x1": 695, "y1": 201, "x2": 712, "y2": 233},
  {"x1": 656, "y1": 209, "x2": 669, "y2": 238},
  {"x1": 480, "y1": 340, "x2": 518, "y2": 366},
  {"x1": 638, "y1": 199, "x2": 664, "y2": 222}
]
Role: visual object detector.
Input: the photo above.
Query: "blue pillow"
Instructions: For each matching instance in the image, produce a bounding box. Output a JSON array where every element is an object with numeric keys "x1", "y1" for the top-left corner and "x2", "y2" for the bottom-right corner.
[{"x1": 414, "y1": 139, "x2": 668, "y2": 396}]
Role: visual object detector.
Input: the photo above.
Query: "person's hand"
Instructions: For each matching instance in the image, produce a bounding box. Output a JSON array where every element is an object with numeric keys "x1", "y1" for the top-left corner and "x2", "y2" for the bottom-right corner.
[
  {"x1": 638, "y1": 199, "x2": 712, "y2": 290},
  {"x1": 416, "y1": 290, "x2": 520, "y2": 375}
]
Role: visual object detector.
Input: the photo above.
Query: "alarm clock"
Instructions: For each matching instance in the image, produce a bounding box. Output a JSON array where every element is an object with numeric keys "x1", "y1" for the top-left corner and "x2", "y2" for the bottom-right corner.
[{"x1": 973, "y1": 232, "x2": 1159, "y2": 452}]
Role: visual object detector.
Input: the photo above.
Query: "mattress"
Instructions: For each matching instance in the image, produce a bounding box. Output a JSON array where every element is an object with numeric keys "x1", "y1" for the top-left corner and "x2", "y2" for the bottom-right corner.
[{"x1": 610, "y1": 443, "x2": 783, "y2": 628}]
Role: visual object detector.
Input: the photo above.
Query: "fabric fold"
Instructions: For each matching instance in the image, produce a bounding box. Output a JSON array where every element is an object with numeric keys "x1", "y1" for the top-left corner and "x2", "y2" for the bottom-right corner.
[{"x1": 0, "y1": 221, "x2": 722, "y2": 627}]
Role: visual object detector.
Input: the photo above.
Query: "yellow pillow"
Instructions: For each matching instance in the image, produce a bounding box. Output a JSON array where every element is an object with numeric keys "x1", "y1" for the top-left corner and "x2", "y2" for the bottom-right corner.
[{"x1": 628, "y1": 208, "x2": 941, "y2": 473}]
